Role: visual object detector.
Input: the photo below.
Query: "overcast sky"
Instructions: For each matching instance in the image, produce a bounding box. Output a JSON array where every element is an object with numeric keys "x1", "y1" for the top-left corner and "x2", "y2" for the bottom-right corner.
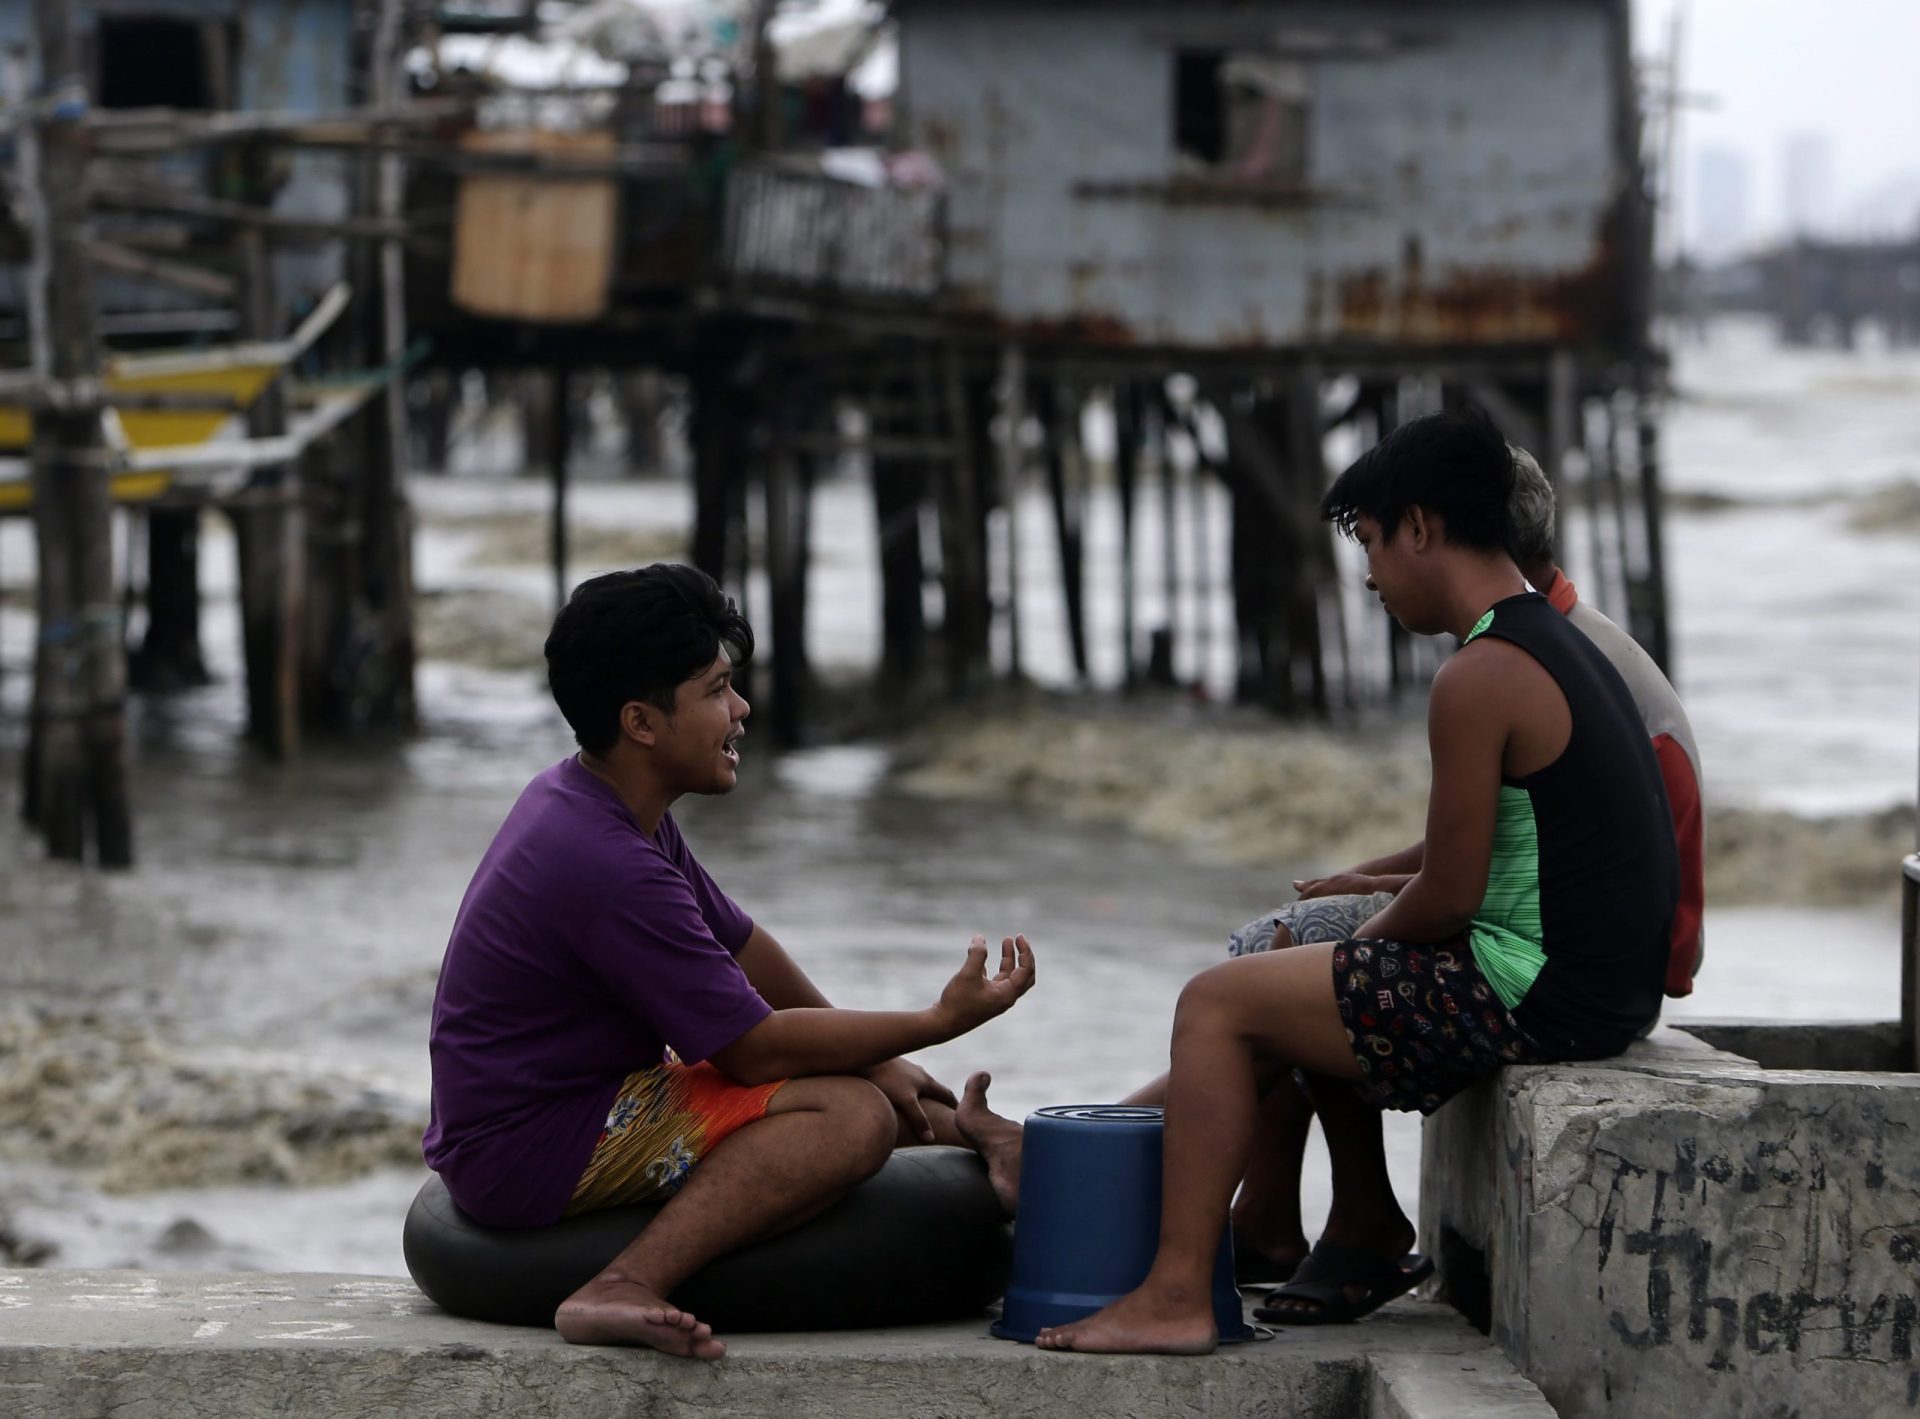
[{"x1": 1630, "y1": 0, "x2": 1920, "y2": 246}]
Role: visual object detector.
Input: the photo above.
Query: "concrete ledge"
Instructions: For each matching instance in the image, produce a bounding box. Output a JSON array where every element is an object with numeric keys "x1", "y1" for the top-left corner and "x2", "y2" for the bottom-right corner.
[
  {"x1": 1421, "y1": 1020, "x2": 1920, "y2": 1419},
  {"x1": 0, "y1": 1269, "x2": 1556, "y2": 1418}
]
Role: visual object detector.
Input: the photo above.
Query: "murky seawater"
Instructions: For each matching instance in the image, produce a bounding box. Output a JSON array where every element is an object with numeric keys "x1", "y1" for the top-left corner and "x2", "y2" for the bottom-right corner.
[{"x1": 0, "y1": 315, "x2": 1914, "y2": 1277}]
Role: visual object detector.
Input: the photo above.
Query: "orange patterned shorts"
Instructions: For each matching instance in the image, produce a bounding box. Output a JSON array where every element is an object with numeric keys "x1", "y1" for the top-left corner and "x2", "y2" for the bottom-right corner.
[{"x1": 564, "y1": 1061, "x2": 786, "y2": 1216}]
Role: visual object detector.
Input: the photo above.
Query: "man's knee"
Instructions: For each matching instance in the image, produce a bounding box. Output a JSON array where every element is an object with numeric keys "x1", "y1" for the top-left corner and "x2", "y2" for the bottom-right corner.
[
  {"x1": 1174, "y1": 961, "x2": 1243, "y2": 1032},
  {"x1": 804, "y1": 1076, "x2": 896, "y2": 1178}
]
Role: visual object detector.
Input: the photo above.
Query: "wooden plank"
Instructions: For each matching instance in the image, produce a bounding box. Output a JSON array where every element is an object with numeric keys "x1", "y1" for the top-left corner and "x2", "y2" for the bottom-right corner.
[{"x1": 90, "y1": 182, "x2": 427, "y2": 243}]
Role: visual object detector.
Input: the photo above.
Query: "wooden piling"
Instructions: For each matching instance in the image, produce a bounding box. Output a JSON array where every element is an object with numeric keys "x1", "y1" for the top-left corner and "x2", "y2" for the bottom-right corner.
[
  {"x1": 763, "y1": 433, "x2": 809, "y2": 745},
  {"x1": 130, "y1": 509, "x2": 212, "y2": 690},
  {"x1": 689, "y1": 363, "x2": 736, "y2": 585},
  {"x1": 870, "y1": 376, "x2": 928, "y2": 687},
  {"x1": 994, "y1": 343, "x2": 1025, "y2": 682},
  {"x1": 231, "y1": 145, "x2": 304, "y2": 759},
  {"x1": 1112, "y1": 382, "x2": 1143, "y2": 688},
  {"x1": 1545, "y1": 349, "x2": 1576, "y2": 507},
  {"x1": 936, "y1": 348, "x2": 989, "y2": 695},
  {"x1": 550, "y1": 366, "x2": 572, "y2": 611},
  {"x1": 1034, "y1": 378, "x2": 1089, "y2": 682},
  {"x1": 24, "y1": 0, "x2": 133, "y2": 864},
  {"x1": 1632, "y1": 375, "x2": 1673, "y2": 676}
]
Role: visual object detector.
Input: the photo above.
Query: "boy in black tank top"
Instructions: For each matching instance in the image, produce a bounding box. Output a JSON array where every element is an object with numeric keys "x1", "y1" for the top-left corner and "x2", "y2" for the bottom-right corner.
[{"x1": 1026, "y1": 408, "x2": 1678, "y2": 1356}]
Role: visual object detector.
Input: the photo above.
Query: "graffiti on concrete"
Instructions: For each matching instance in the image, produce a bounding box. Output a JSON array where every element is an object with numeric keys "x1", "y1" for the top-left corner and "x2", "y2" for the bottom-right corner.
[{"x1": 1590, "y1": 1133, "x2": 1920, "y2": 1383}]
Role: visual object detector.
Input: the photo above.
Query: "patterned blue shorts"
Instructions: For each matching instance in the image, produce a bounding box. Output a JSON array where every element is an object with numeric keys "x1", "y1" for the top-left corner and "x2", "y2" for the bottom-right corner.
[{"x1": 1329, "y1": 936, "x2": 1545, "y2": 1114}]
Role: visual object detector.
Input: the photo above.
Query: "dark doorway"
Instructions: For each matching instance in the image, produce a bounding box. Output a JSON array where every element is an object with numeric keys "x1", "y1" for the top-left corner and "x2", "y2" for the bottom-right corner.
[{"x1": 96, "y1": 16, "x2": 222, "y2": 110}]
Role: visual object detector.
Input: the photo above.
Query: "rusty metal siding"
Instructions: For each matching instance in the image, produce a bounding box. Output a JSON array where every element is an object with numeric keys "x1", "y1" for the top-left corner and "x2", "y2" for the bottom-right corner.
[
  {"x1": 901, "y1": 0, "x2": 1630, "y2": 353},
  {"x1": 722, "y1": 164, "x2": 944, "y2": 300}
]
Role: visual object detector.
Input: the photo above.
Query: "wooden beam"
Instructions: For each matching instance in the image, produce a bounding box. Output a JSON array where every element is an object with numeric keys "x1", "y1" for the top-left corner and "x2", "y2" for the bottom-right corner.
[
  {"x1": 86, "y1": 239, "x2": 237, "y2": 300},
  {"x1": 90, "y1": 183, "x2": 435, "y2": 245},
  {"x1": 83, "y1": 98, "x2": 474, "y2": 143}
]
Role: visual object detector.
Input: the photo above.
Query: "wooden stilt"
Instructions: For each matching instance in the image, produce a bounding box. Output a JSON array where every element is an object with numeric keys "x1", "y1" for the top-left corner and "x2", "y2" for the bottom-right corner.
[
  {"x1": 689, "y1": 363, "x2": 734, "y2": 584},
  {"x1": 1546, "y1": 349, "x2": 1577, "y2": 510},
  {"x1": 1113, "y1": 382, "x2": 1142, "y2": 688},
  {"x1": 870, "y1": 376, "x2": 927, "y2": 686},
  {"x1": 1035, "y1": 378, "x2": 1089, "y2": 682},
  {"x1": 1157, "y1": 390, "x2": 1180, "y2": 684},
  {"x1": 1632, "y1": 374, "x2": 1673, "y2": 675},
  {"x1": 764, "y1": 428, "x2": 809, "y2": 745},
  {"x1": 1285, "y1": 370, "x2": 1331, "y2": 718},
  {"x1": 937, "y1": 348, "x2": 988, "y2": 694},
  {"x1": 233, "y1": 157, "x2": 302, "y2": 759},
  {"x1": 995, "y1": 343, "x2": 1025, "y2": 682},
  {"x1": 1182, "y1": 403, "x2": 1215, "y2": 697},
  {"x1": 130, "y1": 508, "x2": 211, "y2": 689},
  {"x1": 363, "y1": 0, "x2": 416, "y2": 729},
  {"x1": 25, "y1": 0, "x2": 132, "y2": 864},
  {"x1": 550, "y1": 366, "x2": 572, "y2": 611}
]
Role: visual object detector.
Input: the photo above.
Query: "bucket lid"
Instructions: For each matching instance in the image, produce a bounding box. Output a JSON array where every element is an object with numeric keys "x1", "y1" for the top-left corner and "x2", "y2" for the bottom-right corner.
[{"x1": 1030, "y1": 1104, "x2": 1164, "y2": 1124}]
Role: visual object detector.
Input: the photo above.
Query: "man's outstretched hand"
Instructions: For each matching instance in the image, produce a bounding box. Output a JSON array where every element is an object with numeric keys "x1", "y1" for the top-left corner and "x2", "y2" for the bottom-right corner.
[
  {"x1": 937, "y1": 934, "x2": 1037, "y2": 1034},
  {"x1": 863, "y1": 1058, "x2": 956, "y2": 1143}
]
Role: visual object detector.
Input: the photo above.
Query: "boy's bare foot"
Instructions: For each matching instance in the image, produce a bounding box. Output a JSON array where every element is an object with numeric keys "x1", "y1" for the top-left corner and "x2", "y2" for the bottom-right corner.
[
  {"x1": 555, "y1": 1275, "x2": 727, "y2": 1359},
  {"x1": 1034, "y1": 1284, "x2": 1218, "y2": 1355},
  {"x1": 954, "y1": 1071, "x2": 1023, "y2": 1216}
]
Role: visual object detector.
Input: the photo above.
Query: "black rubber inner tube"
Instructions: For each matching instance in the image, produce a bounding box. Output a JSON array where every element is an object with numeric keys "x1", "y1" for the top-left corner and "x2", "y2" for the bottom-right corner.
[{"x1": 403, "y1": 1146, "x2": 1013, "y2": 1331}]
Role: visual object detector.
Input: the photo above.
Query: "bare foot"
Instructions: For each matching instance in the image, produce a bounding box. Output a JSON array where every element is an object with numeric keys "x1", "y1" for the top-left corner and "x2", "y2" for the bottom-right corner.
[
  {"x1": 554, "y1": 1275, "x2": 727, "y2": 1359},
  {"x1": 954, "y1": 1071, "x2": 1022, "y2": 1216},
  {"x1": 1034, "y1": 1285, "x2": 1218, "y2": 1355}
]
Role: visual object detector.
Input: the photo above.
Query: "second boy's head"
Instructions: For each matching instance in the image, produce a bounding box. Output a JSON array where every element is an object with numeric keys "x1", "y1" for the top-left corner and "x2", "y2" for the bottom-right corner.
[
  {"x1": 545, "y1": 565, "x2": 754, "y2": 792},
  {"x1": 1320, "y1": 407, "x2": 1520, "y2": 634}
]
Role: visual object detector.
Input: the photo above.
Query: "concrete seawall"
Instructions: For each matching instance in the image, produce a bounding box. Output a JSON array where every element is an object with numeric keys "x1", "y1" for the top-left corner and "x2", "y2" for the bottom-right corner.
[
  {"x1": 1422, "y1": 1021, "x2": 1920, "y2": 1418},
  {"x1": 0, "y1": 1270, "x2": 1556, "y2": 1417}
]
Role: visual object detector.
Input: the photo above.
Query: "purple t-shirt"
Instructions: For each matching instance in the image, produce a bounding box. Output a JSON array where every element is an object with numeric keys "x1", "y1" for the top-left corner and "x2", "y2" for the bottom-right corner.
[{"x1": 423, "y1": 757, "x2": 769, "y2": 1227}]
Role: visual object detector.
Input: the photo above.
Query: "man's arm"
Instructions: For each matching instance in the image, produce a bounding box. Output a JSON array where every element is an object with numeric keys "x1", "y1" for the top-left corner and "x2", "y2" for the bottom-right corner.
[
  {"x1": 711, "y1": 935, "x2": 1035, "y2": 1087},
  {"x1": 1351, "y1": 842, "x2": 1426, "y2": 877},
  {"x1": 1356, "y1": 652, "x2": 1509, "y2": 943},
  {"x1": 735, "y1": 925, "x2": 832, "y2": 1009},
  {"x1": 1293, "y1": 842, "x2": 1424, "y2": 899},
  {"x1": 734, "y1": 924, "x2": 959, "y2": 1139}
]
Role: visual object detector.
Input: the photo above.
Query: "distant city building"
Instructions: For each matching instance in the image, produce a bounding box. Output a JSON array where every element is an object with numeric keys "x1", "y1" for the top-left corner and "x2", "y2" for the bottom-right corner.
[
  {"x1": 1692, "y1": 146, "x2": 1751, "y2": 259},
  {"x1": 1780, "y1": 130, "x2": 1834, "y2": 239}
]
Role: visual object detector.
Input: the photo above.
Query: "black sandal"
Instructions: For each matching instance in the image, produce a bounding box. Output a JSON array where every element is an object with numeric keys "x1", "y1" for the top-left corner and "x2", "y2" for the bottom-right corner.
[{"x1": 1251, "y1": 1240, "x2": 1433, "y2": 1325}]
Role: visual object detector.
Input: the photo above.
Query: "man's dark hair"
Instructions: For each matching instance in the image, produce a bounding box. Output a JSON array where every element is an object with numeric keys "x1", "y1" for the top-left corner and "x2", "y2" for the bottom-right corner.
[
  {"x1": 544, "y1": 564, "x2": 754, "y2": 753},
  {"x1": 1320, "y1": 406, "x2": 1517, "y2": 553}
]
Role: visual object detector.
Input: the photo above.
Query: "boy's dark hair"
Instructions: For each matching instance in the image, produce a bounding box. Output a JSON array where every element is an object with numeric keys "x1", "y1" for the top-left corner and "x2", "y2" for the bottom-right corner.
[
  {"x1": 544, "y1": 564, "x2": 754, "y2": 753},
  {"x1": 1320, "y1": 406, "x2": 1517, "y2": 553}
]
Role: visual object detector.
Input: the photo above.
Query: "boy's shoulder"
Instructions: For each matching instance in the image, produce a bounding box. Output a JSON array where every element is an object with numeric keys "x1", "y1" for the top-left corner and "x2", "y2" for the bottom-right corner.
[{"x1": 489, "y1": 760, "x2": 676, "y2": 888}]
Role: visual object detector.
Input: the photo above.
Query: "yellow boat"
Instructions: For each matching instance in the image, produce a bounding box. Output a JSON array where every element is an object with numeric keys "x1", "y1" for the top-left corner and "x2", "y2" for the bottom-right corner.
[{"x1": 0, "y1": 284, "x2": 349, "y2": 452}]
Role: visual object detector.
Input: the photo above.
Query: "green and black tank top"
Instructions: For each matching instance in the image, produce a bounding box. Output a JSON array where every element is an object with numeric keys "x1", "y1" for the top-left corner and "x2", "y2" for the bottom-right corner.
[{"x1": 1462, "y1": 593, "x2": 1678, "y2": 1059}]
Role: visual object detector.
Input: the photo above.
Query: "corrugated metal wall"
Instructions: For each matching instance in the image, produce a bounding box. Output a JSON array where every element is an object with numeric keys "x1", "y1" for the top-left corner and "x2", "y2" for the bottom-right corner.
[{"x1": 900, "y1": 0, "x2": 1632, "y2": 353}]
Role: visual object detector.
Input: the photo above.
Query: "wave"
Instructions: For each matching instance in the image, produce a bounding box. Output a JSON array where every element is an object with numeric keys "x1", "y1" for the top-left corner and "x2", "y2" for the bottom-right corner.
[
  {"x1": 0, "y1": 1011, "x2": 425, "y2": 1193},
  {"x1": 897, "y1": 698, "x2": 1914, "y2": 907}
]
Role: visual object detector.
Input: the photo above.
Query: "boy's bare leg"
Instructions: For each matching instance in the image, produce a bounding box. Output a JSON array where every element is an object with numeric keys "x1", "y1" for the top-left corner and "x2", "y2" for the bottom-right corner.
[
  {"x1": 894, "y1": 1097, "x2": 967, "y2": 1148},
  {"x1": 1254, "y1": 1072, "x2": 1415, "y2": 1317},
  {"x1": 555, "y1": 1075, "x2": 896, "y2": 1358},
  {"x1": 1035, "y1": 946, "x2": 1359, "y2": 1354},
  {"x1": 1122, "y1": 1067, "x2": 1312, "y2": 1272},
  {"x1": 1233, "y1": 1077, "x2": 1314, "y2": 1270}
]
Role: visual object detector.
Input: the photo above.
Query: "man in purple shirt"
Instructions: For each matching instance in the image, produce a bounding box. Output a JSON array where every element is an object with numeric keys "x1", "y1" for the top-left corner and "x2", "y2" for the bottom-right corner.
[{"x1": 425, "y1": 564, "x2": 1036, "y2": 1360}]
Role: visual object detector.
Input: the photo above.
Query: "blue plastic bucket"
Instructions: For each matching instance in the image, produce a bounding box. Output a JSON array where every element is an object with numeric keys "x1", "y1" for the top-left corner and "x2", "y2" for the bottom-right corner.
[{"x1": 990, "y1": 1104, "x2": 1252, "y2": 1343}]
